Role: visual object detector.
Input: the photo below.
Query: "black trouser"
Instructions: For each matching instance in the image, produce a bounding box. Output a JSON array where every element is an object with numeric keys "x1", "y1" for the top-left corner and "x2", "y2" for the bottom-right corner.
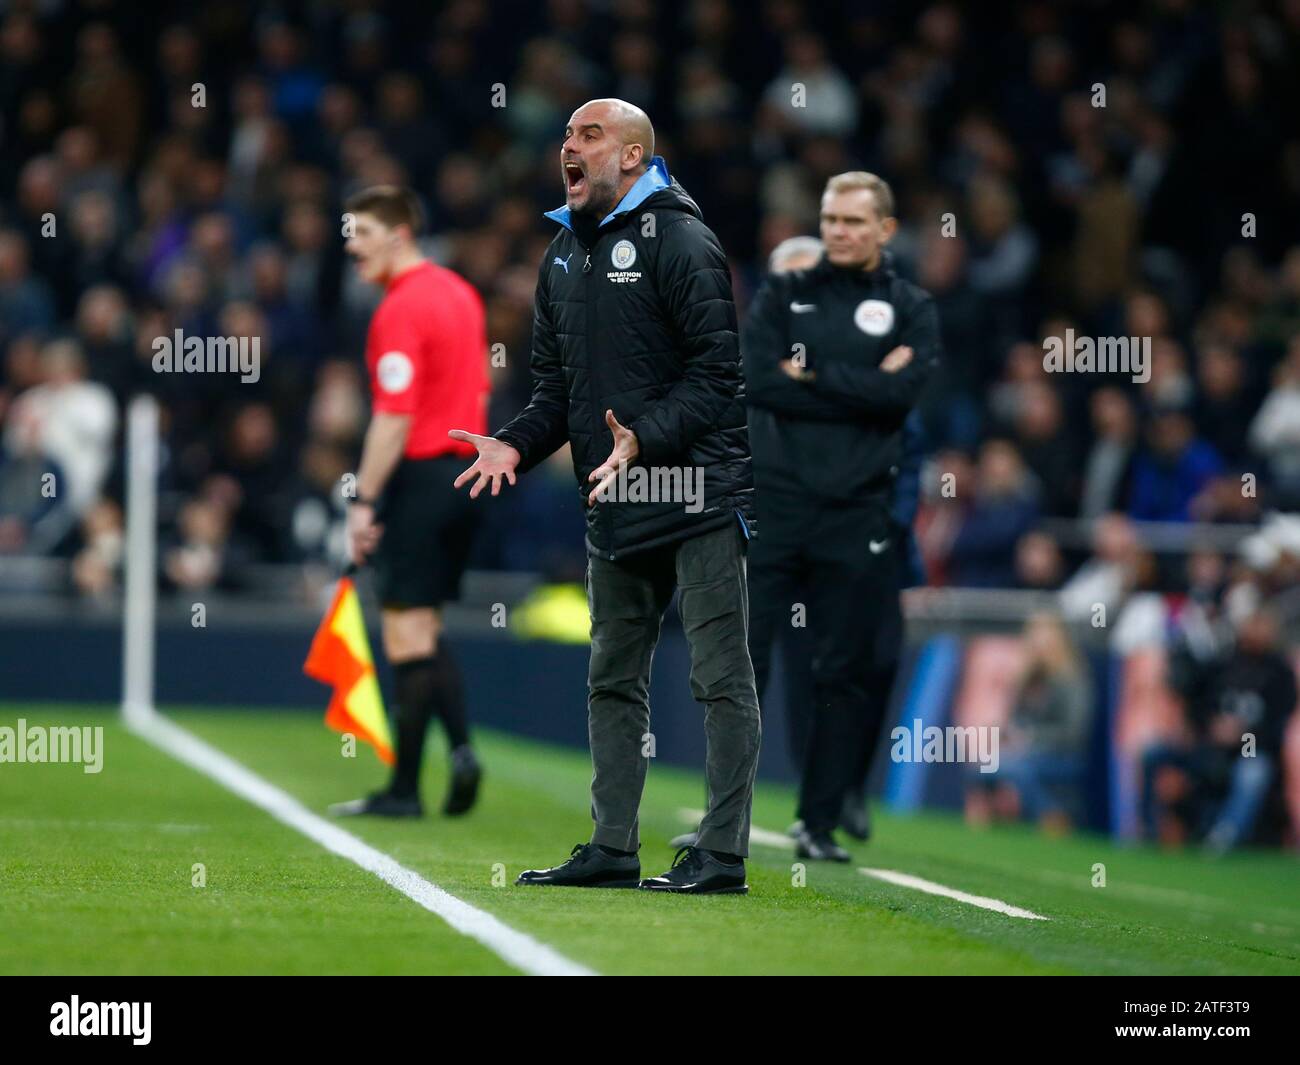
[
  {"x1": 747, "y1": 488, "x2": 902, "y2": 834},
  {"x1": 780, "y1": 615, "x2": 900, "y2": 797},
  {"x1": 586, "y1": 520, "x2": 762, "y2": 857}
]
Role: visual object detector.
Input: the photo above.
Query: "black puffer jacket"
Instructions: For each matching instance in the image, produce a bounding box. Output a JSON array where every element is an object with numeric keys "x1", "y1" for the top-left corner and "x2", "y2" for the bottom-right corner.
[
  {"x1": 494, "y1": 157, "x2": 754, "y2": 561},
  {"x1": 743, "y1": 253, "x2": 940, "y2": 503}
]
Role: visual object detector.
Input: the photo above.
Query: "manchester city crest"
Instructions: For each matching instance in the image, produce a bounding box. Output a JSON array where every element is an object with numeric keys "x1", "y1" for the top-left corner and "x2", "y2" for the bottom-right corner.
[{"x1": 611, "y1": 240, "x2": 637, "y2": 270}]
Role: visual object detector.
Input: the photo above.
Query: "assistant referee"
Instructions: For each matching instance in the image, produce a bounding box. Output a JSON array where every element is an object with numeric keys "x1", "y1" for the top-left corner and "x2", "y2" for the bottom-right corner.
[{"x1": 331, "y1": 185, "x2": 489, "y2": 820}]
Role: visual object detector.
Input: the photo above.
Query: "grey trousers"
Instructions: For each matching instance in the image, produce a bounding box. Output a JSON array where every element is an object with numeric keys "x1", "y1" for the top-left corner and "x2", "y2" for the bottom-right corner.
[{"x1": 585, "y1": 521, "x2": 762, "y2": 857}]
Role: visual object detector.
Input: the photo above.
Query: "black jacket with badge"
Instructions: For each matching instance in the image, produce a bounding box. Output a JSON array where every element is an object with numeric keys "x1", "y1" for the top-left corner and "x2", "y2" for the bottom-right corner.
[
  {"x1": 742, "y1": 252, "x2": 941, "y2": 505},
  {"x1": 494, "y1": 157, "x2": 754, "y2": 560}
]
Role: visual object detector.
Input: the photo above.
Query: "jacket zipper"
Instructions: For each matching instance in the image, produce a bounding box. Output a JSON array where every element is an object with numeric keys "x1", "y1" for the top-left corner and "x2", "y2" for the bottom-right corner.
[{"x1": 580, "y1": 237, "x2": 617, "y2": 560}]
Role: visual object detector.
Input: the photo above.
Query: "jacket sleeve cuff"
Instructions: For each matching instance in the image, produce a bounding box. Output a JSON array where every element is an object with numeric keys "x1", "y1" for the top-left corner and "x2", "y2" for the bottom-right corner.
[
  {"x1": 492, "y1": 429, "x2": 529, "y2": 468},
  {"x1": 628, "y1": 414, "x2": 670, "y2": 467}
]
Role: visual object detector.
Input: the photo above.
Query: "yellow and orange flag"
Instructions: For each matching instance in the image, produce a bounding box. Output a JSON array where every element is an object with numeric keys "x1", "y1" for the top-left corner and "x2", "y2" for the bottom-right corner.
[{"x1": 303, "y1": 577, "x2": 395, "y2": 765}]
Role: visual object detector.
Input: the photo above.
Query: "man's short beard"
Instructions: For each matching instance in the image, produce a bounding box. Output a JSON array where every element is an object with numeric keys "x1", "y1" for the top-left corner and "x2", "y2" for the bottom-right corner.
[{"x1": 573, "y1": 173, "x2": 619, "y2": 218}]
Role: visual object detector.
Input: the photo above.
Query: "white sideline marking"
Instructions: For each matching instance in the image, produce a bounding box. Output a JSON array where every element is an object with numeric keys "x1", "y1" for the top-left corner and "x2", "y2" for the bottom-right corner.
[
  {"x1": 129, "y1": 712, "x2": 595, "y2": 976},
  {"x1": 676, "y1": 808, "x2": 1051, "y2": 921},
  {"x1": 860, "y1": 867, "x2": 1051, "y2": 921},
  {"x1": 679, "y1": 808, "x2": 793, "y2": 849}
]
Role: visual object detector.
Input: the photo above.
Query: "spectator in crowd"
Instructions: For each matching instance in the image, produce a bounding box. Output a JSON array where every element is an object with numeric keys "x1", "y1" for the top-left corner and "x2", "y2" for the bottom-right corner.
[
  {"x1": 3, "y1": 338, "x2": 116, "y2": 534},
  {"x1": 1009, "y1": 380, "x2": 1079, "y2": 517},
  {"x1": 967, "y1": 611, "x2": 1093, "y2": 835},
  {"x1": 0, "y1": 405, "x2": 69, "y2": 556},
  {"x1": 1143, "y1": 607, "x2": 1298, "y2": 852},
  {"x1": 1127, "y1": 406, "x2": 1224, "y2": 522},
  {"x1": 1015, "y1": 530, "x2": 1065, "y2": 590},
  {"x1": 0, "y1": 230, "x2": 56, "y2": 347},
  {"x1": 1059, "y1": 512, "x2": 1142, "y2": 623},
  {"x1": 71, "y1": 499, "x2": 123, "y2": 597},
  {"x1": 946, "y1": 438, "x2": 1040, "y2": 587},
  {"x1": 1078, "y1": 387, "x2": 1137, "y2": 519},
  {"x1": 1194, "y1": 342, "x2": 1257, "y2": 469},
  {"x1": 1248, "y1": 336, "x2": 1300, "y2": 512},
  {"x1": 163, "y1": 494, "x2": 237, "y2": 593}
]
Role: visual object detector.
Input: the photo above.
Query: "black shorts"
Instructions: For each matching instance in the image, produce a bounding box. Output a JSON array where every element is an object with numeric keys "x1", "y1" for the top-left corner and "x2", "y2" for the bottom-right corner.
[{"x1": 371, "y1": 454, "x2": 479, "y2": 609}]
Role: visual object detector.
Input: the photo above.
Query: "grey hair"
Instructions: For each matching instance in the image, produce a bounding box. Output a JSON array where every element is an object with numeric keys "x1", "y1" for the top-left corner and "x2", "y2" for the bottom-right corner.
[{"x1": 767, "y1": 235, "x2": 824, "y2": 273}]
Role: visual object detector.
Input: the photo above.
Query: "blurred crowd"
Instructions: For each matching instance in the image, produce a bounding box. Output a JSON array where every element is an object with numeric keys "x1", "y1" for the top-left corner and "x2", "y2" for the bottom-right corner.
[{"x1": 2, "y1": 0, "x2": 1299, "y2": 609}]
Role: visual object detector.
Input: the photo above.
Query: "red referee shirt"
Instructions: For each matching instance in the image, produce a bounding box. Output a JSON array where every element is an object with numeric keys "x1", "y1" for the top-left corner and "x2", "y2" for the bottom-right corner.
[{"x1": 365, "y1": 260, "x2": 488, "y2": 459}]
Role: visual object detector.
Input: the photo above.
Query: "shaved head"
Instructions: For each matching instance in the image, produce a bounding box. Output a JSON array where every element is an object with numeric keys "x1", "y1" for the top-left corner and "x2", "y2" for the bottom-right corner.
[{"x1": 560, "y1": 98, "x2": 656, "y2": 216}]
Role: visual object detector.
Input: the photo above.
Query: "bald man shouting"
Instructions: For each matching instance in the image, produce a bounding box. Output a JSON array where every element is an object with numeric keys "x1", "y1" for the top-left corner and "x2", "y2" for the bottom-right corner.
[{"x1": 450, "y1": 99, "x2": 760, "y2": 894}]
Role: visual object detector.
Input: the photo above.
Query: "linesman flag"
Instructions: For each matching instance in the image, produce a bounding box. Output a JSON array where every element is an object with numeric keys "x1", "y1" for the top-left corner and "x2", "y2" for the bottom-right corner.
[{"x1": 303, "y1": 577, "x2": 395, "y2": 765}]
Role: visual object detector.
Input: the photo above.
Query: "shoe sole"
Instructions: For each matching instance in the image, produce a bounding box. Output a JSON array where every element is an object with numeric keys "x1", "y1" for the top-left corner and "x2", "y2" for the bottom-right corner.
[{"x1": 638, "y1": 883, "x2": 749, "y2": 895}]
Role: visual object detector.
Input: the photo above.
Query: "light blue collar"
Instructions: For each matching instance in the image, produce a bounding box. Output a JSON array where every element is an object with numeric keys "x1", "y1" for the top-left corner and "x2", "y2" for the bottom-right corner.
[{"x1": 544, "y1": 156, "x2": 671, "y2": 233}]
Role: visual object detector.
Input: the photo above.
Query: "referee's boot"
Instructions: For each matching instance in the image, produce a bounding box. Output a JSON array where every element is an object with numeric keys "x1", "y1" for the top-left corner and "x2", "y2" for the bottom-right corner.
[
  {"x1": 328, "y1": 790, "x2": 423, "y2": 819},
  {"x1": 442, "y1": 745, "x2": 482, "y2": 816},
  {"x1": 639, "y1": 846, "x2": 748, "y2": 895},
  {"x1": 793, "y1": 826, "x2": 851, "y2": 863},
  {"x1": 516, "y1": 843, "x2": 641, "y2": 888},
  {"x1": 840, "y1": 787, "x2": 871, "y2": 841}
]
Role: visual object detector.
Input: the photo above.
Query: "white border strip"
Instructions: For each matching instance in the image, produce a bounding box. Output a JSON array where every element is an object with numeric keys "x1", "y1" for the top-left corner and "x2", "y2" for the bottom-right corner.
[
  {"x1": 679, "y1": 809, "x2": 1050, "y2": 921},
  {"x1": 860, "y1": 867, "x2": 1050, "y2": 921},
  {"x1": 130, "y1": 712, "x2": 595, "y2": 976}
]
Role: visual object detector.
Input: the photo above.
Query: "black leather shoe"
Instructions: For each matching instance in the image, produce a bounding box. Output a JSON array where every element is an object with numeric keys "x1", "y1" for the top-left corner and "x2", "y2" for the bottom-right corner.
[
  {"x1": 328, "y1": 791, "x2": 423, "y2": 818},
  {"x1": 794, "y1": 827, "x2": 851, "y2": 862},
  {"x1": 639, "y1": 846, "x2": 748, "y2": 895},
  {"x1": 516, "y1": 843, "x2": 641, "y2": 888},
  {"x1": 442, "y1": 746, "x2": 482, "y2": 816},
  {"x1": 840, "y1": 789, "x2": 871, "y2": 841}
]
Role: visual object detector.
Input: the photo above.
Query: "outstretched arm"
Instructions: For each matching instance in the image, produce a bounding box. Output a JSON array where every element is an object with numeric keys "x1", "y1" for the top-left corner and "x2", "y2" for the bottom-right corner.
[
  {"x1": 492, "y1": 264, "x2": 570, "y2": 474},
  {"x1": 449, "y1": 431, "x2": 522, "y2": 499}
]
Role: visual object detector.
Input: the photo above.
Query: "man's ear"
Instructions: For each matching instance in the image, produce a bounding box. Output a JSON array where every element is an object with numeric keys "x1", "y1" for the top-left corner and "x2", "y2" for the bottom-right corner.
[
  {"x1": 880, "y1": 217, "x2": 899, "y2": 243},
  {"x1": 622, "y1": 143, "x2": 644, "y2": 173}
]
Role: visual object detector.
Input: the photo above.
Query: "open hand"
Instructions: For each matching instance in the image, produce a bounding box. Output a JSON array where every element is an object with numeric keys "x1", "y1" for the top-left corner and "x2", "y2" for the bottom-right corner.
[
  {"x1": 587, "y1": 409, "x2": 640, "y2": 507},
  {"x1": 450, "y1": 430, "x2": 521, "y2": 498}
]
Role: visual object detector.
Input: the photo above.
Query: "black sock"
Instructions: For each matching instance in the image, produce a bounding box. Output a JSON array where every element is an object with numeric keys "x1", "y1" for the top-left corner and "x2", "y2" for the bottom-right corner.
[
  {"x1": 706, "y1": 849, "x2": 743, "y2": 865},
  {"x1": 390, "y1": 657, "x2": 439, "y2": 798},
  {"x1": 429, "y1": 643, "x2": 471, "y2": 751},
  {"x1": 597, "y1": 844, "x2": 636, "y2": 858}
]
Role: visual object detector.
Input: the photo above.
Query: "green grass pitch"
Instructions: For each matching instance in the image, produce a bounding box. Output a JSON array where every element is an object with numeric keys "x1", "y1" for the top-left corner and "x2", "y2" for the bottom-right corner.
[{"x1": 2, "y1": 703, "x2": 1299, "y2": 975}]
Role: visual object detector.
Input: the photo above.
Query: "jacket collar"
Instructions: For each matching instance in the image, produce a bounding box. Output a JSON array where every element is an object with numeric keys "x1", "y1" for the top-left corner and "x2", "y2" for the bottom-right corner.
[
  {"x1": 814, "y1": 247, "x2": 897, "y2": 283},
  {"x1": 544, "y1": 155, "x2": 672, "y2": 233}
]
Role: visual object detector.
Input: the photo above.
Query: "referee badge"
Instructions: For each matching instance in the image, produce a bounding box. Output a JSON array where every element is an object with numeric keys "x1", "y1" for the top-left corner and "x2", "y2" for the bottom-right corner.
[
  {"x1": 611, "y1": 240, "x2": 637, "y2": 270},
  {"x1": 854, "y1": 299, "x2": 894, "y2": 336},
  {"x1": 376, "y1": 351, "x2": 414, "y2": 393}
]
